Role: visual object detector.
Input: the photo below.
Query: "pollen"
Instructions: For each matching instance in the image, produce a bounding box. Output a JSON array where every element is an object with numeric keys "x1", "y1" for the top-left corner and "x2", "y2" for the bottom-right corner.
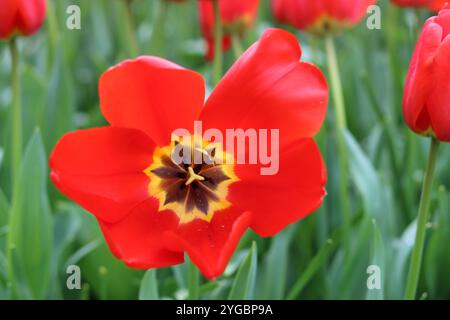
[{"x1": 144, "y1": 137, "x2": 239, "y2": 224}]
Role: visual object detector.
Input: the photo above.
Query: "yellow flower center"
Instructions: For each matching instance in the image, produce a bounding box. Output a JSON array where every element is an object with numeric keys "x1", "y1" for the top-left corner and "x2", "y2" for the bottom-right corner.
[{"x1": 144, "y1": 137, "x2": 238, "y2": 224}]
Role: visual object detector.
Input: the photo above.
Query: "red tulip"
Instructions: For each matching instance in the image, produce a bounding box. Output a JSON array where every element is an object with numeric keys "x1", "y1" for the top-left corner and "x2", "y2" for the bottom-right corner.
[
  {"x1": 403, "y1": 5, "x2": 450, "y2": 142},
  {"x1": 391, "y1": 0, "x2": 448, "y2": 11},
  {"x1": 0, "y1": 0, "x2": 46, "y2": 39},
  {"x1": 391, "y1": 0, "x2": 434, "y2": 7},
  {"x1": 199, "y1": 0, "x2": 260, "y2": 60},
  {"x1": 49, "y1": 29, "x2": 328, "y2": 279},
  {"x1": 272, "y1": 0, "x2": 377, "y2": 34},
  {"x1": 429, "y1": 0, "x2": 448, "y2": 11}
]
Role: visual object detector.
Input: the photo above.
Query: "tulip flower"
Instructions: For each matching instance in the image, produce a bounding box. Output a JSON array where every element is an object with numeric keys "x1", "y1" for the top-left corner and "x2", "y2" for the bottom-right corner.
[
  {"x1": 390, "y1": 0, "x2": 434, "y2": 7},
  {"x1": 403, "y1": 6, "x2": 450, "y2": 300},
  {"x1": 391, "y1": 0, "x2": 447, "y2": 11},
  {"x1": 429, "y1": 0, "x2": 448, "y2": 11},
  {"x1": 272, "y1": 0, "x2": 376, "y2": 35},
  {"x1": 49, "y1": 29, "x2": 328, "y2": 279},
  {"x1": 199, "y1": 0, "x2": 260, "y2": 60},
  {"x1": 0, "y1": 0, "x2": 47, "y2": 39},
  {"x1": 403, "y1": 5, "x2": 450, "y2": 142}
]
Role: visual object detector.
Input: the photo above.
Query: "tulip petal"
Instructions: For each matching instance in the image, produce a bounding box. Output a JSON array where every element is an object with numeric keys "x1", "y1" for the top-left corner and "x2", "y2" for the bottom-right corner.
[
  {"x1": 50, "y1": 127, "x2": 155, "y2": 223},
  {"x1": 428, "y1": 35, "x2": 450, "y2": 142},
  {"x1": 99, "y1": 56, "x2": 205, "y2": 146},
  {"x1": 164, "y1": 208, "x2": 252, "y2": 279},
  {"x1": 99, "y1": 198, "x2": 184, "y2": 269},
  {"x1": 200, "y1": 28, "x2": 328, "y2": 148},
  {"x1": 16, "y1": 0, "x2": 46, "y2": 36},
  {"x1": 0, "y1": 0, "x2": 19, "y2": 38},
  {"x1": 228, "y1": 138, "x2": 326, "y2": 237},
  {"x1": 403, "y1": 20, "x2": 443, "y2": 134}
]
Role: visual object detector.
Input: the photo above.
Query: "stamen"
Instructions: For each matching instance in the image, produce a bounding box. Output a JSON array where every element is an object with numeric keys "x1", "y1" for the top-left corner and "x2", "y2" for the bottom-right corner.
[
  {"x1": 185, "y1": 166, "x2": 205, "y2": 185},
  {"x1": 145, "y1": 138, "x2": 237, "y2": 223}
]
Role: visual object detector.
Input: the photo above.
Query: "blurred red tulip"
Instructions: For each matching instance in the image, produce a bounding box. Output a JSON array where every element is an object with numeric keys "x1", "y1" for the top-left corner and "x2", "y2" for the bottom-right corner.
[
  {"x1": 0, "y1": 0, "x2": 47, "y2": 39},
  {"x1": 429, "y1": 0, "x2": 448, "y2": 11},
  {"x1": 272, "y1": 0, "x2": 377, "y2": 34},
  {"x1": 391, "y1": 0, "x2": 434, "y2": 7},
  {"x1": 403, "y1": 5, "x2": 450, "y2": 141},
  {"x1": 199, "y1": 0, "x2": 260, "y2": 60},
  {"x1": 391, "y1": 0, "x2": 448, "y2": 11}
]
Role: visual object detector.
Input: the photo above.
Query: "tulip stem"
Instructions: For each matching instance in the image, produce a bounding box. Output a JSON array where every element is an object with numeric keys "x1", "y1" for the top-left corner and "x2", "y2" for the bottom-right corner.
[
  {"x1": 9, "y1": 38, "x2": 22, "y2": 185},
  {"x1": 324, "y1": 36, "x2": 351, "y2": 243},
  {"x1": 212, "y1": 0, "x2": 223, "y2": 86},
  {"x1": 187, "y1": 258, "x2": 199, "y2": 300},
  {"x1": 124, "y1": 0, "x2": 139, "y2": 57},
  {"x1": 231, "y1": 34, "x2": 244, "y2": 59},
  {"x1": 404, "y1": 137, "x2": 439, "y2": 300}
]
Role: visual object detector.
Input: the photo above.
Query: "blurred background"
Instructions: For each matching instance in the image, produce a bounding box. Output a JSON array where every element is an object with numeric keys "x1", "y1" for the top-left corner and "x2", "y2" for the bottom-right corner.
[{"x1": 0, "y1": 0, "x2": 449, "y2": 300}]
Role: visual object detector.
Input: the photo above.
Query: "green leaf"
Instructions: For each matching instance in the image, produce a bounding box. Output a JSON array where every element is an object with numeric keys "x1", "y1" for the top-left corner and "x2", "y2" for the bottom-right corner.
[
  {"x1": 366, "y1": 219, "x2": 385, "y2": 300},
  {"x1": 7, "y1": 129, "x2": 53, "y2": 299},
  {"x1": 288, "y1": 238, "x2": 336, "y2": 299},
  {"x1": 77, "y1": 213, "x2": 143, "y2": 300},
  {"x1": 0, "y1": 188, "x2": 8, "y2": 228},
  {"x1": 139, "y1": 269, "x2": 159, "y2": 300},
  {"x1": 385, "y1": 220, "x2": 416, "y2": 299},
  {"x1": 0, "y1": 147, "x2": 4, "y2": 169},
  {"x1": 43, "y1": 51, "x2": 75, "y2": 152},
  {"x1": 257, "y1": 229, "x2": 293, "y2": 299},
  {"x1": 228, "y1": 241, "x2": 257, "y2": 300},
  {"x1": 0, "y1": 188, "x2": 9, "y2": 256},
  {"x1": 21, "y1": 66, "x2": 46, "y2": 146},
  {"x1": 344, "y1": 131, "x2": 395, "y2": 237}
]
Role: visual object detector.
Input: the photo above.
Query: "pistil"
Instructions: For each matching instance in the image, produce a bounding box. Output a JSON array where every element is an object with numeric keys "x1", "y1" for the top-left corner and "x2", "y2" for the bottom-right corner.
[{"x1": 185, "y1": 166, "x2": 205, "y2": 185}]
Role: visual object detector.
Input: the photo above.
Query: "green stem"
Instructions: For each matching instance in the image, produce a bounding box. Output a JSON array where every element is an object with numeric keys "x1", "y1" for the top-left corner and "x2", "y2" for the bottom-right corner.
[
  {"x1": 124, "y1": 0, "x2": 139, "y2": 56},
  {"x1": 324, "y1": 36, "x2": 351, "y2": 242},
  {"x1": 231, "y1": 34, "x2": 244, "y2": 59},
  {"x1": 150, "y1": 0, "x2": 168, "y2": 56},
  {"x1": 212, "y1": 0, "x2": 223, "y2": 86},
  {"x1": 325, "y1": 36, "x2": 347, "y2": 130},
  {"x1": 404, "y1": 138, "x2": 440, "y2": 300},
  {"x1": 9, "y1": 38, "x2": 22, "y2": 185},
  {"x1": 187, "y1": 259, "x2": 199, "y2": 300}
]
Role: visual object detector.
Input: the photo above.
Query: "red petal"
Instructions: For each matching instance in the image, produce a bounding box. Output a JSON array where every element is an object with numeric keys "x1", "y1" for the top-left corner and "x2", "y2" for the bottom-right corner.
[
  {"x1": 392, "y1": 0, "x2": 434, "y2": 7},
  {"x1": 403, "y1": 19, "x2": 442, "y2": 134},
  {"x1": 0, "y1": 0, "x2": 19, "y2": 38},
  {"x1": 428, "y1": 35, "x2": 450, "y2": 142},
  {"x1": 429, "y1": 0, "x2": 448, "y2": 11},
  {"x1": 200, "y1": 28, "x2": 327, "y2": 148},
  {"x1": 100, "y1": 198, "x2": 184, "y2": 269},
  {"x1": 205, "y1": 35, "x2": 232, "y2": 61},
  {"x1": 16, "y1": 0, "x2": 46, "y2": 36},
  {"x1": 164, "y1": 208, "x2": 252, "y2": 279},
  {"x1": 99, "y1": 56, "x2": 205, "y2": 146},
  {"x1": 228, "y1": 138, "x2": 326, "y2": 237},
  {"x1": 327, "y1": 0, "x2": 376, "y2": 25},
  {"x1": 50, "y1": 127, "x2": 155, "y2": 223}
]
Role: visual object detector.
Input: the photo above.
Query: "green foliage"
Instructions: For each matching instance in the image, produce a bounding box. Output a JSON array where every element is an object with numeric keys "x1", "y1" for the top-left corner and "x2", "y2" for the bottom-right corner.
[
  {"x1": 228, "y1": 242, "x2": 257, "y2": 300},
  {"x1": 139, "y1": 270, "x2": 159, "y2": 300},
  {"x1": 6, "y1": 130, "x2": 53, "y2": 299}
]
